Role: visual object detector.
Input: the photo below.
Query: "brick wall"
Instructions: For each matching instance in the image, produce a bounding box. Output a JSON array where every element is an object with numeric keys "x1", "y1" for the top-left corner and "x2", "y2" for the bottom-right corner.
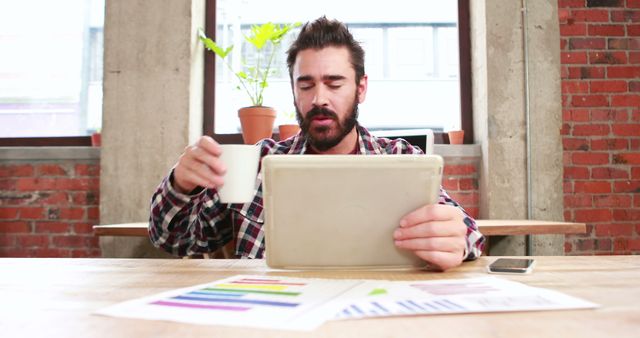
[
  {"x1": 560, "y1": 0, "x2": 640, "y2": 254},
  {"x1": 0, "y1": 161, "x2": 101, "y2": 257},
  {"x1": 0, "y1": 155, "x2": 479, "y2": 258}
]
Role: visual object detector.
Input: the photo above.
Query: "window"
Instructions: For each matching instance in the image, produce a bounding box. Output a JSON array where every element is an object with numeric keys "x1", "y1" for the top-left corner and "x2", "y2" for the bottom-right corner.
[
  {"x1": 205, "y1": 0, "x2": 472, "y2": 143},
  {"x1": 0, "y1": 0, "x2": 104, "y2": 143}
]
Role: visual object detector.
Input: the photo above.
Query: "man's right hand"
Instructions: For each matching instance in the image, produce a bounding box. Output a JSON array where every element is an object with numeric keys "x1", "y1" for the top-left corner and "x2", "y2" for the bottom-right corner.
[{"x1": 173, "y1": 136, "x2": 227, "y2": 194}]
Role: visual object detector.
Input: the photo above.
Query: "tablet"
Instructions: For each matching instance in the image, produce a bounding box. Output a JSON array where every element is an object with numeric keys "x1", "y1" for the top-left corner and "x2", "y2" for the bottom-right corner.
[{"x1": 261, "y1": 154, "x2": 443, "y2": 269}]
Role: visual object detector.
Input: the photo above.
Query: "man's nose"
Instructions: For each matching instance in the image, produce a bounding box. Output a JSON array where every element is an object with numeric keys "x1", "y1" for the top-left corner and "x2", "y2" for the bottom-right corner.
[{"x1": 311, "y1": 86, "x2": 329, "y2": 107}]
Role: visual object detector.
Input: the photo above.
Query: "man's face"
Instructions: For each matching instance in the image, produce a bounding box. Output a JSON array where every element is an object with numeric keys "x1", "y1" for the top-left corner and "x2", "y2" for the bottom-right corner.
[{"x1": 292, "y1": 46, "x2": 367, "y2": 151}]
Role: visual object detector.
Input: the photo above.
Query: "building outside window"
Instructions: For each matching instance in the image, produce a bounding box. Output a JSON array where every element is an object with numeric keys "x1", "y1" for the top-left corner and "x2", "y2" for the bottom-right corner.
[{"x1": 213, "y1": 0, "x2": 461, "y2": 135}]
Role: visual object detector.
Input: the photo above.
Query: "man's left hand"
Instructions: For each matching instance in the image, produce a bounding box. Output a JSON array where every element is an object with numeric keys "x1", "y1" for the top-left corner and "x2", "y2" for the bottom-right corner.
[{"x1": 393, "y1": 204, "x2": 468, "y2": 271}]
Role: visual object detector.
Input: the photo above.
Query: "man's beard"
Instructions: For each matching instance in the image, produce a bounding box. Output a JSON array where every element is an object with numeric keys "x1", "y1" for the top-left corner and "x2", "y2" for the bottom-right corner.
[{"x1": 295, "y1": 95, "x2": 359, "y2": 152}]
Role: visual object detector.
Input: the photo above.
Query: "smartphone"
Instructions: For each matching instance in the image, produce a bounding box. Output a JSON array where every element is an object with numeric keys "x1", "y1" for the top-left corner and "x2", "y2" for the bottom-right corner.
[{"x1": 487, "y1": 258, "x2": 535, "y2": 274}]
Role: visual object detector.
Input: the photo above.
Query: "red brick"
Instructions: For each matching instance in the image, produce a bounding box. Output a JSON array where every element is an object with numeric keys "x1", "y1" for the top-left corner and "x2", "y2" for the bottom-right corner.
[
  {"x1": 590, "y1": 80, "x2": 628, "y2": 93},
  {"x1": 564, "y1": 152, "x2": 572, "y2": 165},
  {"x1": 569, "y1": 37, "x2": 607, "y2": 49},
  {"x1": 564, "y1": 109, "x2": 590, "y2": 122},
  {"x1": 595, "y1": 238, "x2": 612, "y2": 252},
  {"x1": 629, "y1": 0, "x2": 640, "y2": 8},
  {"x1": 589, "y1": 51, "x2": 627, "y2": 64},
  {"x1": 609, "y1": 38, "x2": 640, "y2": 50},
  {"x1": 633, "y1": 139, "x2": 640, "y2": 150},
  {"x1": 594, "y1": 194, "x2": 632, "y2": 207},
  {"x1": 87, "y1": 207, "x2": 99, "y2": 221},
  {"x1": 0, "y1": 234, "x2": 16, "y2": 247},
  {"x1": 16, "y1": 235, "x2": 50, "y2": 247},
  {"x1": 591, "y1": 138, "x2": 629, "y2": 150},
  {"x1": 443, "y1": 164, "x2": 476, "y2": 176},
  {"x1": 571, "y1": 95, "x2": 609, "y2": 107},
  {"x1": 0, "y1": 208, "x2": 19, "y2": 219},
  {"x1": 612, "y1": 124, "x2": 640, "y2": 136},
  {"x1": 561, "y1": 39, "x2": 569, "y2": 52},
  {"x1": 590, "y1": 109, "x2": 628, "y2": 121},
  {"x1": 450, "y1": 193, "x2": 478, "y2": 206},
  {"x1": 458, "y1": 178, "x2": 478, "y2": 191},
  {"x1": 0, "y1": 165, "x2": 34, "y2": 177},
  {"x1": 631, "y1": 52, "x2": 640, "y2": 63},
  {"x1": 573, "y1": 9, "x2": 611, "y2": 22},
  {"x1": 589, "y1": 24, "x2": 626, "y2": 36},
  {"x1": 36, "y1": 192, "x2": 70, "y2": 206},
  {"x1": 608, "y1": 66, "x2": 640, "y2": 78},
  {"x1": 15, "y1": 178, "x2": 56, "y2": 191},
  {"x1": 629, "y1": 24, "x2": 640, "y2": 36},
  {"x1": 568, "y1": 66, "x2": 606, "y2": 78},
  {"x1": 1, "y1": 221, "x2": 31, "y2": 233},
  {"x1": 600, "y1": 222, "x2": 631, "y2": 239},
  {"x1": 73, "y1": 223, "x2": 95, "y2": 234},
  {"x1": 575, "y1": 181, "x2": 612, "y2": 193},
  {"x1": 464, "y1": 207, "x2": 479, "y2": 219},
  {"x1": 564, "y1": 209, "x2": 573, "y2": 220},
  {"x1": 58, "y1": 208, "x2": 85, "y2": 220},
  {"x1": 572, "y1": 124, "x2": 610, "y2": 136},
  {"x1": 564, "y1": 194, "x2": 593, "y2": 208},
  {"x1": 36, "y1": 165, "x2": 68, "y2": 176},
  {"x1": 29, "y1": 248, "x2": 70, "y2": 258},
  {"x1": 633, "y1": 167, "x2": 640, "y2": 177},
  {"x1": 563, "y1": 138, "x2": 590, "y2": 150},
  {"x1": 610, "y1": 10, "x2": 640, "y2": 22},
  {"x1": 71, "y1": 192, "x2": 99, "y2": 206},
  {"x1": 559, "y1": 0, "x2": 588, "y2": 8},
  {"x1": 75, "y1": 164, "x2": 100, "y2": 177},
  {"x1": 561, "y1": 23, "x2": 587, "y2": 36},
  {"x1": 633, "y1": 109, "x2": 640, "y2": 121},
  {"x1": 611, "y1": 95, "x2": 640, "y2": 107},
  {"x1": 19, "y1": 207, "x2": 45, "y2": 219},
  {"x1": 564, "y1": 166, "x2": 591, "y2": 179},
  {"x1": 587, "y1": 0, "x2": 623, "y2": 6},
  {"x1": 561, "y1": 122, "x2": 572, "y2": 136},
  {"x1": 613, "y1": 209, "x2": 640, "y2": 221},
  {"x1": 614, "y1": 180, "x2": 640, "y2": 192},
  {"x1": 562, "y1": 81, "x2": 590, "y2": 94},
  {"x1": 564, "y1": 242, "x2": 573, "y2": 254},
  {"x1": 575, "y1": 238, "x2": 596, "y2": 251},
  {"x1": 615, "y1": 153, "x2": 640, "y2": 164},
  {"x1": 0, "y1": 179, "x2": 16, "y2": 190},
  {"x1": 630, "y1": 81, "x2": 640, "y2": 92},
  {"x1": 34, "y1": 222, "x2": 71, "y2": 233},
  {"x1": 51, "y1": 235, "x2": 88, "y2": 248},
  {"x1": 442, "y1": 178, "x2": 457, "y2": 191},
  {"x1": 572, "y1": 152, "x2": 610, "y2": 164},
  {"x1": 0, "y1": 248, "x2": 30, "y2": 257},
  {"x1": 592, "y1": 167, "x2": 629, "y2": 179},
  {"x1": 575, "y1": 209, "x2": 613, "y2": 222},
  {"x1": 629, "y1": 239, "x2": 640, "y2": 251}
]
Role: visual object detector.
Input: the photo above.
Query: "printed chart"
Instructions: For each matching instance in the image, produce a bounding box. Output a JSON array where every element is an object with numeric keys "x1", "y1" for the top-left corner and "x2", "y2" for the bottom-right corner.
[{"x1": 97, "y1": 275, "x2": 598, "y2": 331}]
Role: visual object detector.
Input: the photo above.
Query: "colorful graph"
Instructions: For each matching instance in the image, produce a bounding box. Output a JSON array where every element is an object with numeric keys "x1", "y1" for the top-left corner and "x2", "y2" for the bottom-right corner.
[{"x1": 149, "y1": 277, "x2": 305, "y2": 312}]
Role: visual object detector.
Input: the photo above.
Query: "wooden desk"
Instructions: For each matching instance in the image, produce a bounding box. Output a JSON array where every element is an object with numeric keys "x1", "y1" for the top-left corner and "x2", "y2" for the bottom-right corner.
[
  {"x1": 0, "y1": 256, "x2": 637, "y2": 337},
  {"x1": 93, "y1": 219, "x2": 587, "y2": 237}
]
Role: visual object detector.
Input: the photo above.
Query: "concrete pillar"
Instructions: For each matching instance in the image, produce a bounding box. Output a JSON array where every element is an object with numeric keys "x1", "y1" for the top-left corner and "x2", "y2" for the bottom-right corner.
[
  {"x1": 471, "y1": 0, "x2": 564, "y2": 255},
  {"x1": 100, "y1": 0, "x2": 205, "y2": 257}
]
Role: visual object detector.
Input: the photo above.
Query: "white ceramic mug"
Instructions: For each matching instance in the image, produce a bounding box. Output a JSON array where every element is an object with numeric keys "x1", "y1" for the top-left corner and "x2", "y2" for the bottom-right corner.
[{"x1": 217, "y1": 144, "x2": 260, "y2": 203}]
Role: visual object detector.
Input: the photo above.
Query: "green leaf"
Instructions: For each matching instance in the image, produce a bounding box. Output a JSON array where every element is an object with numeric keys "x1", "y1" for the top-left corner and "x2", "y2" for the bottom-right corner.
[
  {"x1": 198, "y1": 29, "x2": 233, "y2": 58},
  {"x1": 237, "y1": 71, "x2": 248, "y2": 80}
]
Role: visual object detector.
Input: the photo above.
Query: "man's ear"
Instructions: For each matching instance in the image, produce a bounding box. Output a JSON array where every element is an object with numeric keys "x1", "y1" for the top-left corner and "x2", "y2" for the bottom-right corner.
[{"x1": 357, "y1": 74, "x2": 368, "y2": 103}]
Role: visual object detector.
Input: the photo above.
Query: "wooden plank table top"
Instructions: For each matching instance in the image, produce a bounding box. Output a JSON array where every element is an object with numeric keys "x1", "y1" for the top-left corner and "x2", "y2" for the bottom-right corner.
[
  {"x1": 1, "y1": 256, "x2": 638, "y2": 337},
  {"x1": 93, "y1": 219, "x2": 587, "y2": 237}
]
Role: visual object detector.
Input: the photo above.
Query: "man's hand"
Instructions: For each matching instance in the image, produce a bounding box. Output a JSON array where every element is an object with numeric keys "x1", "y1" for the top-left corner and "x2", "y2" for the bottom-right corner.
[
  {"x1": 173, "y1": 136, "x2": 227, "y2": 194},
  {"x1": 393, "y1": 204, "x2": 468, "y2": 271}
]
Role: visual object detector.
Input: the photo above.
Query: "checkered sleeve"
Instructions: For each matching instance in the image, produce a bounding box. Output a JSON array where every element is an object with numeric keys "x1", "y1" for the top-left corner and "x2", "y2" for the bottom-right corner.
[
  {"x1": 437, "y1": 187, "x2": 485, "y2": 260},
  {"x1": 148, "y1": 170, "x2": 234, "y2": 257}
]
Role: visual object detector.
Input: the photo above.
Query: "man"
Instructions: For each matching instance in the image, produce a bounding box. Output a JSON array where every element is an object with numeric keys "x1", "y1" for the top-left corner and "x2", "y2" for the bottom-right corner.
[{"x1": 149, "y1": 17, "x2": 484, "y2": 271}]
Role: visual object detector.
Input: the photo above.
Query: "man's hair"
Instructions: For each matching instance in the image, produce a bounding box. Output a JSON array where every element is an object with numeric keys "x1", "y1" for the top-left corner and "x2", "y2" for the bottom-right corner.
[{"x1": 286, "y1": 16, "x2": 365, "y2": 84}]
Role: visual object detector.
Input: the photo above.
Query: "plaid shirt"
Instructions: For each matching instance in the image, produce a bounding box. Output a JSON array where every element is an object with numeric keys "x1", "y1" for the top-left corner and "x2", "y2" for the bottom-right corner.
[{"x1": 149, "y1": 125, "x2": 485, "y2": 260}]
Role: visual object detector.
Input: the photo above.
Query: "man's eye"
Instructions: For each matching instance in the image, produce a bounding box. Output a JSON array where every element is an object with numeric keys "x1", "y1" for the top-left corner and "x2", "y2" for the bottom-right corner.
[
  {"x1": 328, "y1": 84, "x2": 341, "y2": 89},
  {"x1": 299, "y1": 84, "x2": 312, "y2": 90}
]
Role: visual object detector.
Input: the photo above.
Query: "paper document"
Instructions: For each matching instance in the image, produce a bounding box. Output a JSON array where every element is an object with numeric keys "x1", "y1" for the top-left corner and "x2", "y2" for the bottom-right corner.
[{"x1": 96, "y1": 275, "x2": 598, "y2": 331}]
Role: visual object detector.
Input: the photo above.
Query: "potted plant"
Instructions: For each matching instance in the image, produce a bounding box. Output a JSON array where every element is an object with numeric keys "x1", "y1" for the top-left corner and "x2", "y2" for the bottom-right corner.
[
  {"x1": 91, "y1": 129, "x2": 101, "y2": 147},
  {"x1": 277, "y1": 110, "x2": 300, "y2": 141},
  {"x1": 199, "y1": 22, "x2": 300, "y2": 144}
]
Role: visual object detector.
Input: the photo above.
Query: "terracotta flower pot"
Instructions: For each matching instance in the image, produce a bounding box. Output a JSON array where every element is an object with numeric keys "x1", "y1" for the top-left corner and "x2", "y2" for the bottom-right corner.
[
  {"x1": 448, "y1": 130, "x2": 464, "y2": 144},
  {"x1": 91, "y1": 132, "x2": 101, "y2": 147},
  {"x1": 278, "y1": 124, "x2": 300, "y2": 141},
  {"x1": 238, "y1": 106, "x2": 277, "y2": 145}
]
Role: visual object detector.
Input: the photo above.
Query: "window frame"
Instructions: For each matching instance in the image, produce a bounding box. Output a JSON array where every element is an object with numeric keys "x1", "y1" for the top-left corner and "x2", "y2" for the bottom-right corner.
[
  {"x1": 0, "y1": 0, "x2": 472, "y2": 147},
  {"x1": 204, "y1": 0, "x2": 473, "y2": 145}
]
